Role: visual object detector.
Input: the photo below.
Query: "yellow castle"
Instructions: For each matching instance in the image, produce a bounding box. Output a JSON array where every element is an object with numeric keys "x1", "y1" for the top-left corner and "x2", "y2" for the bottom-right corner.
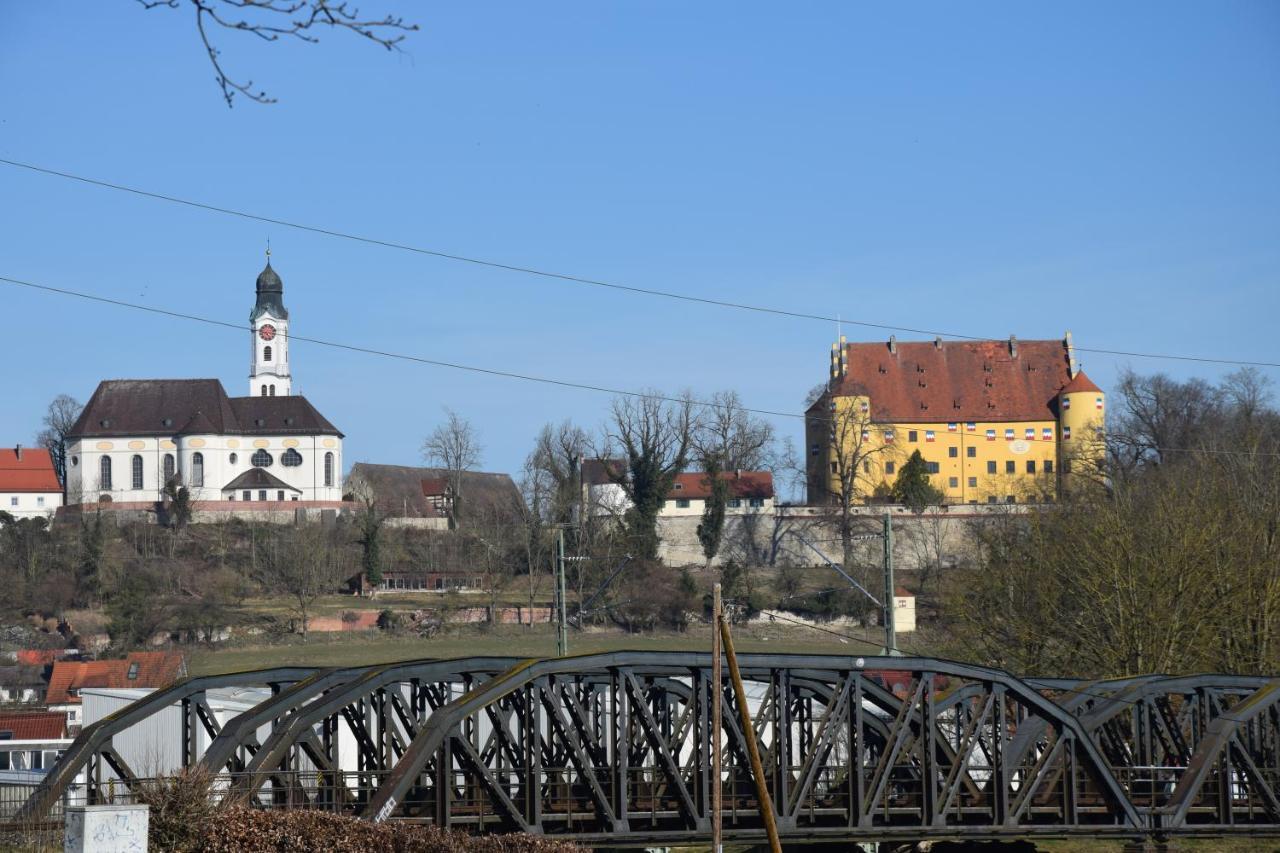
[{"x1": 805, "y1": 333, "x2": 1105, "y2": 505}]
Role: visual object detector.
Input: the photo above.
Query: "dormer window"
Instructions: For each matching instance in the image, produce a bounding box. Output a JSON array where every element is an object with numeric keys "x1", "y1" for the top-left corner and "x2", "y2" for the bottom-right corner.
[
  {"x1": 674, "y1": 483, "x2": 683, "y2": 490},
  {"x1": 127, "y1": 662, "x2": 139, "y2": 680}
]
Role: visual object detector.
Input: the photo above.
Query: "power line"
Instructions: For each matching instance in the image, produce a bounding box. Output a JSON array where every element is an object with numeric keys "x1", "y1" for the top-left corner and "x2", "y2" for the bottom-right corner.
[
  {"x1": 4, "y1": 271, "x2": 1280, "y2": 462},
  {"x1": 2, "y1": 156, "x2": 1277, "y2": 371}
]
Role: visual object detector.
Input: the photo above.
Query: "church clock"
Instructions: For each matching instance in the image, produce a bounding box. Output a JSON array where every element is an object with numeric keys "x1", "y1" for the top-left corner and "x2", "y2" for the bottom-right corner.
[{"x1": 259, "y1": 324, "x2": 277, "y2": 341}]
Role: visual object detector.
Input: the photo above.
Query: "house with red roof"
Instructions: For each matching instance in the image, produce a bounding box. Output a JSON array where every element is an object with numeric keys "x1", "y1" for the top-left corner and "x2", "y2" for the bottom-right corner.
[
  {"x1": 0, "y1": 445, "x2": 62, "y2": 521},
  {"x1": 662, "y1": 470, "x2": 775, "y2": 517},
  {"x1": 45, "y1": 651, "x2": 186, "y2": 729},
  {"x1": 0, "y1": 711, "x2": 71, "y2": 774}
]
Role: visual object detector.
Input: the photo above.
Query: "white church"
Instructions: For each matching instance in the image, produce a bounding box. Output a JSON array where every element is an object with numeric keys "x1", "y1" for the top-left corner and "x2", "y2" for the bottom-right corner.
[{"x1": 64, "y1": 257, "x2": 345, "y2": 509}]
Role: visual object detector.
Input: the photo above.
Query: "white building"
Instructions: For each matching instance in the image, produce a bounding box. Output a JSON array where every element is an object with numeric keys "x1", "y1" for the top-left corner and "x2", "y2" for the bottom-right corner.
[
  {"x1": 0, "y1": 446, "x2": 63, "y2": 521},
  {"x1": 63, "y1": 258, "x2": 344, "y2": 509},
  {"x1": 581, "y1": 460, "x2": 775, "y2": 519}
]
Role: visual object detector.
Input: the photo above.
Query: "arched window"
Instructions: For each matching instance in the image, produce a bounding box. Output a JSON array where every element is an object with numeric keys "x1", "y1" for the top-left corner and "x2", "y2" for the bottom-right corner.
[
  {"x1": 269, "y1": 385, "x2": 276, "y2": 396},
  {"x1": 281, "y1": 448, "x2": 303, "y2": 467},
  {"x1": 252, "y1": 449, "x2": 273, "y2": 468},
  {"x1": 100, "y1": 456, "x2": 113, "y2": 490},
  {"x1": 324, "y1": 452, "x2": 334, "y2": 487},
  {"x1": 263, "y1": 345, "x2": 272, "y2": 362},
  {"x1": 131, "y1": 455, "x2": 143, "y2": 490},
  {"x1": 261, "y1": 384, "x2": 268, "y2": 397},
  {"x1": 163, "y1": 453, "x2": 175, "y2": 483},
  {"x1": 191, "y1": 452, "x2": 204, "y2": 487}
]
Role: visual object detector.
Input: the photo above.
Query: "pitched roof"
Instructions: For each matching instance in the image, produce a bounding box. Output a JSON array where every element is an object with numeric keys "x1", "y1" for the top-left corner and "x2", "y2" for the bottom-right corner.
[
  {"x1": 0, "y1": 711, "x2": 67, "y2": 740},
  {"x1": 69, "y1": 380, "x2": 341, "y2": 439},
  {"x1": 222, "y1": 468, "x2": 300, "y2": 492},
  {"x1": 582, "y1": 458, "x2": 625, "y2": 487},
  {"x1": 668, "y1": 471, "x2": 774, "y2": 500},
  {"x1": 44, "y1": 652, "x2": 186, "y2": 705},
  {"x1": 420, "y1": 478, "x2": 450, "y2": 497},
  {"x1": 348, "y1": 463, "x2": 524, "y2": 520},
  {"x1": 226, "y1": 396, "x2": 342, "y2": 437},
  {"x1": 0, "y1": 447, "x2": 61, "y2": 493},
  {"x1": 818, "y1": 338, "x2": 1073, "y2": 423},
  {"x1": 1060, "y1": 370, "x2": 1102, "y2": 395}
]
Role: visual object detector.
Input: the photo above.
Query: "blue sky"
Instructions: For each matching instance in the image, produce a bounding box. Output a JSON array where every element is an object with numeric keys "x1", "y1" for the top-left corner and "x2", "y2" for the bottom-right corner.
[{"x1": 1, "y1": 1, "x2": 1277, "y2": 482}]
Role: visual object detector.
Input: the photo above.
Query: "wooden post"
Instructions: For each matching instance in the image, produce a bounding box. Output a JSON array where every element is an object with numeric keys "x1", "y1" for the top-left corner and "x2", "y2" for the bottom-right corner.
[
  {"x1": 711, "y1": 583, "x2": 723, "y2": 853},
  {"x1": 720, "y1": 617, "x2": 782, "y2": 853}
]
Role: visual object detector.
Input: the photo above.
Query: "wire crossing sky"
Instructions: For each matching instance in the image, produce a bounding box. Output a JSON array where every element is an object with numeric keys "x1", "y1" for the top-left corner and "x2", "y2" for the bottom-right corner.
[{"x1": 1, "y1": 2, "x2": 1277, "y2": 477}]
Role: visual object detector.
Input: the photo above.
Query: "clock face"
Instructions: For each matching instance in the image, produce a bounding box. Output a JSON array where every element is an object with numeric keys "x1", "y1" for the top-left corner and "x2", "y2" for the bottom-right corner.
[{"x1": 259, "y1": 324, "x2": 276, "y2": 341}]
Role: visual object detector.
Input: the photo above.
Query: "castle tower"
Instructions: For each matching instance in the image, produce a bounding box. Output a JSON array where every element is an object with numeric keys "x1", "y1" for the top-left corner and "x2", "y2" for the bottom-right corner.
[
  {"x1": 249, "y1": 254, "x2": 291, "y2": 397},
  {"x1": 1058, "y1": 370, "x2": 1105, "y2": 490}
]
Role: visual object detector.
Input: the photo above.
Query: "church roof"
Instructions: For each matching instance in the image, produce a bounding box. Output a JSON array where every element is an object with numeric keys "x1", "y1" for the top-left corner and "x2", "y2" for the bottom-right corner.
[
  {"x1": 814, "y1": 338, "x2": 1072, "y2": 424},
  {"x1": 222, "y1": 467, "x2": 299, "y2": 492},
  {"x1": 251, "y1": 260, "x2": 288, "y2": 321},
  {"x1": 70, "y1": 379, "x2": 342, "y2": 439}
]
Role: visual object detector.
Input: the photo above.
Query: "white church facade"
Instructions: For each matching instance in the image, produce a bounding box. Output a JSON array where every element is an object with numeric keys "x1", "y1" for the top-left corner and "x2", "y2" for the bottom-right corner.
[{"x1": 64, "y1": 258, "x2": 344, "y2": 509}]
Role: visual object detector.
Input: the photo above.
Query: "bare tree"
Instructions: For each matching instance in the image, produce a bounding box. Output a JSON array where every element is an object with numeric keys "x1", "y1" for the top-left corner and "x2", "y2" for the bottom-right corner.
[
  {"x1": 599, "y1": 392, "x2": 699, "y2": 561},
  {"x1": 136, "y1": 0, "x2": 418, "y2": 107},
  {"x1": 35, "y1": 394, "x2": 83, "y2": 488},
  {"x1": 529, "y1": 420, "x2": 589, "y2": 526},
  {"x1": 259, "y1": 523, "x2": 349, "y2": 641},
  {"x1": 696, "y1": 391, "x2": 776, "y2": 471},
  {"x1": 422, "y1": 408, "x2": 482, "y2": 529}
]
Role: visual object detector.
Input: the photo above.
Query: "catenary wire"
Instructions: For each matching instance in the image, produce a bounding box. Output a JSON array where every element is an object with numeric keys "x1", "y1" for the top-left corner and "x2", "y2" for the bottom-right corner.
[
  {"x1": 1, "y1": 156, "x2": 1277, "y2": 370},
  {"x1": 3, "y1": 271, "x2": 1280, "y2": 461}
]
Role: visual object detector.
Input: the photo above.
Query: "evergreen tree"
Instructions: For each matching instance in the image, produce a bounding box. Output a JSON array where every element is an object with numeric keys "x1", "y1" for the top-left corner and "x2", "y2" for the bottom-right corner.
[
  {"x1": 696, "y1": 459, "x2": 729, "y2": 568},
  {"x1": 892, "y1": 450, "x2": 944, "y2": 513}
]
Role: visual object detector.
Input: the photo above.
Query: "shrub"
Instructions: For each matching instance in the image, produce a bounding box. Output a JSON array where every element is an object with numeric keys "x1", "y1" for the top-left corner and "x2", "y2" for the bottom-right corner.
[{"x1": 133, "y1": 766, "x2": 221, "y2": 853}]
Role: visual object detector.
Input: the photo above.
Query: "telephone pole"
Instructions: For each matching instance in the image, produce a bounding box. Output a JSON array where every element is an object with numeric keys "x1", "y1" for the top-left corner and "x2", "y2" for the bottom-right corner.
[
  {"x1": 555, "y1": 526, "x2": 568, "y2": 657},
  {"x1": 711, "y1": 583, "x2": 723, "y2": 853},
  {"x1": 882, "y1": 513, "x2": 896, "y2": 655}
]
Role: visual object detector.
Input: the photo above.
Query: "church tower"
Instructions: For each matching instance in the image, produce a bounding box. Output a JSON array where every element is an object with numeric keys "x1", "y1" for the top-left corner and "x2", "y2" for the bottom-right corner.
[{"x1": 249, "y1": 253, "x2": 292, "y2": 397}]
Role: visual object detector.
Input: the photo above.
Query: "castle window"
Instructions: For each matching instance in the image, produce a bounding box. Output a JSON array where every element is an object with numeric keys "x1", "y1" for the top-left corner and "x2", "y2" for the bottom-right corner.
[
  {"x1": 252, "y1": 450, "x2": 274, "y2": 468},
  {"x1": 885, "y1": 461, "x2": 895, "y2": 475},
  {"x1": 987, "y1": 495, "x2": 997, "y2": 504},
  {"x1": 968, "y1": 477, "x2": 977, "y2": 488},
  {"x1": 1006, "y1": 495, "x2": 1017, "y2": 504},
  {"x1": 810, "y1": 443, "x2": 820, "y2": 457},
  {"x1": 99, "y1": 456, "x2": 112, "y2": 490},
  {"x1": 1005, "y1": 461, "x2": 1015, "y2": 474},
  {"x1": 830, "y1": 462, "x2": 837, "y2": 474},
  {"x1": 967, "y1": 446, "x2": 976, "y2": 458},
  {"x1": 948, "y1": 446, "x2": 958, "y2": 458},
  {"x1": 324, "y1": 452, "x2": 334, "y2": 487},
  {"x1": 282, "y1": 448, "x2": 303, "y2": 467},
  {"x1": 263, "y1": 345, "x2": 272, "y2": 363},
  {"x1": 1044, "y1": 460, "x2": 1054, "y2": 474},
  {"x1": 1026, "y1": 460, "x2": 1036, "y2": 474},
  {"x1": 925, "y1": 462, "x2": 940, "y2": 474},
  {"x1": 987, "y1": 461, "x2": 996, "y2": 474},
  {"x1": 908, "y1": 430, "x2": 918, "y2": 442},
  {"x1": 163, "y1": 454, "x2": 175, "y2": 483},
  {"x1": 131, "y1": 455, "x2": 143, "y2": 490},
  {"x1": 191, "y1": 452, "x2": 204, "y2": 487},
  {"x1": 948, "y1": 477, "x2": 958, "y2": 488}
]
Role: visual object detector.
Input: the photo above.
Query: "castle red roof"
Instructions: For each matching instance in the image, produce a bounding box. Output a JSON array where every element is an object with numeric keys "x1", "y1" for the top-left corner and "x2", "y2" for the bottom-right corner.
[
  {"x1": 0, "y1": 711, "x2": 68, "y2": 740},
  {"x1": 0, "y1": 447, "x2": 61, "y2": 493},
  {"x1": 1060, "y1": 370, "x2": 1102, "y2": 395},
  {"x1": 668, "y1": 471, "x2": 774, "y2": 500},
  {"x1": 44, "y1": 652, "x2": 186, "y2": 705},
  {"x1": 818, "y1": 338, "x2": 1073, "y2": 424}
]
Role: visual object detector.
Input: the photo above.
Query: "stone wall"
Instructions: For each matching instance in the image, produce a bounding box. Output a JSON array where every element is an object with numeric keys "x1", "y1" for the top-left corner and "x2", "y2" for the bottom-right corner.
[{"x1": 657, "y1": 504, "x2": 1029, "y2": 571}]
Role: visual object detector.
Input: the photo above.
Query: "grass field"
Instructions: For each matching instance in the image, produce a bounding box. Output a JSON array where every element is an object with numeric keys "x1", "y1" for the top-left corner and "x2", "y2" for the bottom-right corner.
[{"x1": 186, "y1": 618, "x2": 896, "y2": 676}]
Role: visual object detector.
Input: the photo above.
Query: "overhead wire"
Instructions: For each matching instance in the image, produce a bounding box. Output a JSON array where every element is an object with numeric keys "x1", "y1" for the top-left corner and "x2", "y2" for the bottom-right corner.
[
  {"x1": 4, "y1": 271, "x2": 1280, "y2": 462},
  {"x1": 1, "y1": 157, "x2": 1276, "y2": 370}
]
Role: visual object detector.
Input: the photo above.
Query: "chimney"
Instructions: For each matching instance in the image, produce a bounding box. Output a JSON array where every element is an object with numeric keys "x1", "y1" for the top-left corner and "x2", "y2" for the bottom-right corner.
[
  {"x1": 1009, "y1": 335, "x2": 1018, "y2": 358},
  {"x1": 934, "y1": 336, "x2": 942, "y2": 349},
  {"x1": 889, "y1": 335, "x2": 897, "y2": 355},
  {"x1": 14, "y1": 444, "x2": 21, "y2": 461}
]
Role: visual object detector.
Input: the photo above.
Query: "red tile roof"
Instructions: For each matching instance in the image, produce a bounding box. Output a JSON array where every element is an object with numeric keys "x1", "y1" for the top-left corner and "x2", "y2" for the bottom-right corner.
[
  {"x1": 44, "y1": 652, "x2": 186, "y2": 705},
  {"x1": 1060, "y1": 370, "x2": 1102, "y2": 395},
  {"x1": 668, "y1": 471, "x2": 774, "y2": 500},
  {"x1": 0, "y1": 711, "x2": 67, "y2": 740},
  {"x1": 0, "y1": 447, "x2": 61, "y2": 493},
  {"x1": 819, "y1": 339, "x2": 1073, "y2": 423},
  {"x1": 15, "y1": 650, "x2": 69, "y2": 666},
  {"x1": 420, "y1": 478, "x2": 449, "y2": 497}
]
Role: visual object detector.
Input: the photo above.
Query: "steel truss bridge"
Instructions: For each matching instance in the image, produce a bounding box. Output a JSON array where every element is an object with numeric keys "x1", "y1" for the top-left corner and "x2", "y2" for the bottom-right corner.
[{"x1": 16, "y1": 653, "x2": 1280, "y2": 845}]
